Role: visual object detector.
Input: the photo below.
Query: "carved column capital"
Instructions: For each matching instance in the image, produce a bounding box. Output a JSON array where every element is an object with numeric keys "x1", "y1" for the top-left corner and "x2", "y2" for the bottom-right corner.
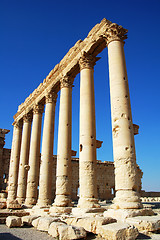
[
  {"x1": 104, "y1": 23, "x2": 128, "y2": 45},
  {"x1": 79, "y1": 52, "x2": 100, "y2": 71},
  {"x1": 0, "y1": 138, "x2": 5, "y2": 148},
  {"x1": 13, "y1": 120, "x2": 23, "y2": 129},
  {"x1": 45, "y1": 91, "x2": 58, "y2": 104},
  {"x1": 23, "y1": 112, "x2": 33, "y2": 123},
  {"x1": 60, "y1": 76, "x2": 73, "y2": 89},
  {"x1": 33, "y1": 103, "x2": 44, "y2": 115}
]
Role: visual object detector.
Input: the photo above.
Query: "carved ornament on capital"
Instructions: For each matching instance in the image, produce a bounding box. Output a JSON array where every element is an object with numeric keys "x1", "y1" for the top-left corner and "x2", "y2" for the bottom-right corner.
[
  {"x1": 60, "y1": 76, "x2": 73, "y2": 89},
  {"x1": 13, "y1": 120, "x2": 23, "y2": 129},
  {"x1": 79, "y1": 52, "x2": 100, "y2": 71},
  {"x1": 23, "y1": 112, "x2": 33, "y2": 123},
  {"x1": 33, "y1": 103, "x2": 44, "y2": 115},
  {"x1": 104, "y1": 23, "x2": 128, "y2": 45},
  {"x1": 45, "y1": 91, "x2": 58, "y2": 104}
]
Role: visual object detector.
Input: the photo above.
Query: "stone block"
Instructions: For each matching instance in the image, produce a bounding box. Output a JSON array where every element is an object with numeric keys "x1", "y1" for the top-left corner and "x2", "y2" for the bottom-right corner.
[
  {"x1": 65, "y1": 216, "x2": 116, "y2": 234},
  {"x1": 6, "y1": 216, "x2": 22, "y2": 228},
  {"x1": 72, "y1": 207, "x2": 105, "y2": 217},
  {"x1": 58, "y1": 224, "x2": 87, "y2": 240},
  {"x1": 126, "y1": 215, "x2": 160, "y2": 232},
  {"x1": 99, "y1": 222, "x2": 139, "y2": 240},
  {"x1": 48, "y1": 221, "x2": 87, "y2": 239},
  {"x1": 37, "y1": 216, "x2": 61, "y2": 232},
  {"x1": 104, "y1": 208, "x2": 154, "y2": 221},
  {"x1": 32, "y1": 216, "x2": 41, "y2": 228},
  {"x1": 22, "y1": 215, "x2": 40, "y2": 226}
]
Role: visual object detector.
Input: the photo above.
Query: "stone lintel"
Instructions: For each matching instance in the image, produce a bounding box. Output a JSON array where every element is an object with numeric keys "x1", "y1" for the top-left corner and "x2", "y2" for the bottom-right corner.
[{"x1": 13, "y1": 18, "x2": 127, "y2": 122}]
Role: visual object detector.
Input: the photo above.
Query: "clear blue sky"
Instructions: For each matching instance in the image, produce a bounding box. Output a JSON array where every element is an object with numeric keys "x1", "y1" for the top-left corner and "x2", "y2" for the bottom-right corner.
[{"x1": 0, "y1": 0, "x2": 160, "y2": 192}]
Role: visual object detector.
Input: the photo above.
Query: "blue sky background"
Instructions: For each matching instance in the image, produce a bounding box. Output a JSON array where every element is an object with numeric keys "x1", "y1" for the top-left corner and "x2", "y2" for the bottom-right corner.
[{"x1": 0, "y1": 0, "x2": 160, "y2": 191}]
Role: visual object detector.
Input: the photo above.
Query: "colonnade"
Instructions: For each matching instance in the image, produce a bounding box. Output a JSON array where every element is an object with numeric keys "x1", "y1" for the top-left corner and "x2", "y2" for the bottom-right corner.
[{"x1": 7, "y1": 23, "x2": 142, "y2": 211}]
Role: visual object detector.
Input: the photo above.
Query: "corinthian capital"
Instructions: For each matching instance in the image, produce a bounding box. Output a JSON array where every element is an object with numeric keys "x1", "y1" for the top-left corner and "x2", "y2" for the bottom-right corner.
[
  {"x1": 33, "y1": 103, "x2": 44, "y2": 115},
  {"x1": 79, "y1": 52, "x2": 100, "y2": 71},
  {"x1": 13, "y1": 120, "x2": 23, "y2": 129},
  {"x1": 104, "y1": 23, "x2": 128, "y2": 45},
  {"x1": 60, "y1": 76, "x2": 73, "y2": 89},
  {"x1": 23, "y1": 112, "x2": 33, "y2": 123},
  {"x1": 45, "y1": 91, "x2": 58, "y2": 104}
]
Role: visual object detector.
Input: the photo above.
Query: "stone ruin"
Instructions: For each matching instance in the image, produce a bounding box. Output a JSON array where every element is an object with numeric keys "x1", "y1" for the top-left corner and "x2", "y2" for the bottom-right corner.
[{"x1": 0, "y1": 18, "x2": 160, "y2": 240}]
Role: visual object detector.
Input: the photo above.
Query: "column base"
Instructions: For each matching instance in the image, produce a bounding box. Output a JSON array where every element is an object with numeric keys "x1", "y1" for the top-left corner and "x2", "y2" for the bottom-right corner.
[
  {"x1": 103, "y1": 208, "x2": 155, "y2": 221},
  {"x1": 50, "y1": 206, "x2": 72, "y2": 214},
  {"x1": 24, "y1": 197, "x2": 37, "y2": 208},
  {"x1": 17, "y1": 197, "x2": 25, "y2": 205},
  {"x1": 72, "y1": 206, "x2": 105, "y2": 217},
  {"x1": 53, "y1": 194, "x2": 73, "y2": 207},
  {"x1": 111, "y1": 190, "x2": 142, "y2": 210},
  {"x1": 36, "y1": 199, "x2": 51, "y2": 209},
  {"x1": 31, "y1": 205, "x2": 50, "y2": 216},
  {"x1": 7, "y1": 199, "x2": 22, "y2": 209},
  {"x1": 77, "y1": 197, "x2": 100, "y2": 209}
]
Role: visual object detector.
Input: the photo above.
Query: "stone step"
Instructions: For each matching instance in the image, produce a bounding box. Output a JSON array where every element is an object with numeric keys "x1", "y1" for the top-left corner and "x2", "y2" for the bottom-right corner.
[{"x1": 0, "y1": 210, "x2": 29, "y2": 218}]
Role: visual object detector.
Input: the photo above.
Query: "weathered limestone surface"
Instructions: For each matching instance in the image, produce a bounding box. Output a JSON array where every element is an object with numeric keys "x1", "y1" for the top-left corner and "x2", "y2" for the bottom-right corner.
[
  {"x1": 25, "y1": 103, "x2": 44, "y2": 207},
  {"x1": 48, "y1": 222, "x2": 67, "y2": 238},
  {"x1": 126, "y1": 215, "x2": 160, "y2": 232},
  {"x1": 51, "y1": 77, "x2": 73, "y2": 211},
  {"x1": 104, "y1": 208, "x2": 155, "y2": 221},
  {"x1": 22, "y1": 215, "x2": 40, "y2": 226},
  {"x1": 7, "y1": 122, "x2": 22, "y2": 208},
  {"x1": 6, "y1": 216, "x2": 22, "y2": 228},
  {"x1": 36, "y1": 216, "x2": 60, "y2": 231},
  {"x1": 106, "y1": 23, "x2": 142, "y2": 209},
  {"x1": 37, "y1": 92, "x2": 57, "y2": 208},
  {"x1": 0, "y1": 129, "x2": 10, "y2": 191},
  {"x1": 14, "y1": 18, "x2": 111, "y2": 121},
  {"x1": 65, "y1": 216, "x2": 116, "y2": 234},
  {"x1": 98, "y1": 222, "x2": 139, "y2": 240},
  {"x1": 17, "y1": 113, "x2": 32, "y2": 204},
  {"x1": 78, "y1": 52, "x2": 99, "y2": 209},
  {"x1": 48, "y1": 221, "x2": 87, "y2": 240},
  {"x1": 57, "y1": 224, "x2": 87, "y2": 240}
]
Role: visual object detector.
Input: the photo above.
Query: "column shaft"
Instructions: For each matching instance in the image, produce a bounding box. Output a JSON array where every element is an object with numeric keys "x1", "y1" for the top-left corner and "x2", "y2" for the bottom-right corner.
[
  {"x1": 53, "y1": 77, "x2": 72, "y2": 208},
  {"x1": 25, "y1": 104, "x2": 43, "y2": 207},
  {"x1": 78, "y1": 53, "x2": 99, "y2": 208},
  {"x1": 37, "y1": 92, "x2": 57, "y2": 207},
  {"x1": 7, "y1": 121, "x2": 22, "y2": 207},
  {"x1": 17, "y1": 114, "x2": 32, "y2": 204},
  {"x1": 107, "y1": 38, "x2": 142, "y2": 209}
]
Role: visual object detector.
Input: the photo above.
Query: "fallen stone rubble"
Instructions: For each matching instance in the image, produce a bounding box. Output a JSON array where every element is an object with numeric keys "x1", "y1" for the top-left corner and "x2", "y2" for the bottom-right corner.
[{"x1": 3, "y1": 210, "x2": 160, "y2": 240}]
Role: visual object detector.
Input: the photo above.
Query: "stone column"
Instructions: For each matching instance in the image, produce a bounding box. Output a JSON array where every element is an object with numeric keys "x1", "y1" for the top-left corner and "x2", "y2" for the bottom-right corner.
[
  {"x1": 77, "y1": 52, "x2": 99, "y2": 209},
  {"x1": 17, "y1": 113, "x2": 32, "y2": 204},
  {"x1": 106, "y1": 23, "x2": 142, "y2": 209},
  {"x1": 25, "y1": 103, "x2": 44, "y2": 207},
  {"x1": 7, "y1": 121, "x2": 22, "y2": 208},
  {"x1": 50, "y1": 76, "x2": 73, "y2": 213},
  {"x1": 36, "y1": 91, "x2": 57, "y2": 208},
  {"x1": 0, "y1": 129, "x2": 10, "y2": 191}
]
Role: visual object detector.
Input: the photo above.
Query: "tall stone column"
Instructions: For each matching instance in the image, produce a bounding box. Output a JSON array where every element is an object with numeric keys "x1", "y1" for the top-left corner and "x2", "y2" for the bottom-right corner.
[
  {"x1": 36, "y1": 91, "x2": 57, "y2": 208},
  {"x1": 17, "y1": 113, "x2": 32, "y2": 204},
  {"x1": 25, "y1": 103, "x2": 44, "y2": 207},
  {"x1": 77, "y1": 52, "x2": 99, "y2": 209},
  {"x1": 50, "y1": 76, "x2": 73, "y2": 213},
  {"x1": 7, "y1": 121, "x2": 22, "y2": 208},
  {"x1": 0, "y1": 129, "x2": 10, "y2": 191},
  {"x1": 106, "y1": 23, "x2": 142, "y2": 209}
]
